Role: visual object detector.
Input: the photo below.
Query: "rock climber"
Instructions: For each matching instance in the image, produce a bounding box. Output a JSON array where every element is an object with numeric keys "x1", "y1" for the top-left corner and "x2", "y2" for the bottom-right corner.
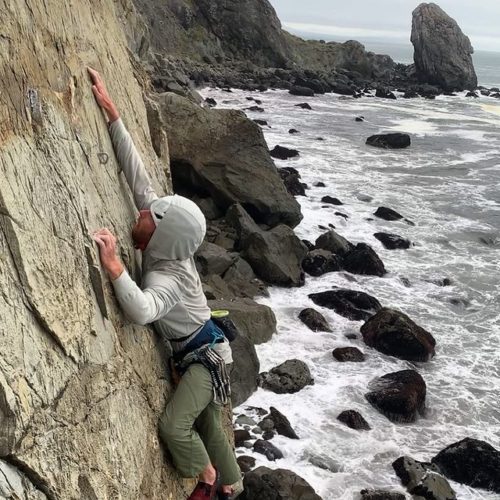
[{"x1": 87, "y1": 67, "x2": 241, "y2": 500}]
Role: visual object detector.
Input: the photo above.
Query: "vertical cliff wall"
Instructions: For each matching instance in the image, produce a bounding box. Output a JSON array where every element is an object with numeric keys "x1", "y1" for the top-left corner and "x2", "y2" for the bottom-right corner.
[{"x1": 0, "y1": 1, "x2": 184, "y2": 498}]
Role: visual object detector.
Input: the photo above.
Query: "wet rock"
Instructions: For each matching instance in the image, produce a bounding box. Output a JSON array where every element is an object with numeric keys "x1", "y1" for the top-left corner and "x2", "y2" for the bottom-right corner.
[
  {"x1": 309, "y1": 289, "x2": 382, "y2": 321},
  {"x1": 301, "y1": 239, "x2": 315, "y2": 250},
  {"x1": 289, "y1": 128, "x2": 300, "y2": 134},
  {"x1": 375, "y1": 88, "x2": 397, "y2": 99},
  {"x1": 253, "y1": 119, "x2": 269, "y2": 126},
  {"x1": 302, "y1": 249, "x2": 342, "y2": 277},
  {"x1": 289, "y1": 85, "x2": 315, "y2": 97},
  {"x1": 332, "y1": 347, "x2": 365, "y2": 362},
  {"x1": 365, "y1": 370, "x2": 426, "y2": 423},
  {"x1": 299, "y1": 308, "x2": 332, "y2": 332},
  {"x1": 366, "y1": 133, "x2": 411, "y2": 149},
  {"x1": 270, "y1": 145, "x2": 300, "y2": 160},
  {"x1": 432, "y1": 438, "x2": 500, "y2": 493},
  {"x1": 246, "y1": 105, "x2": 265, "y2": 112},
  {"x1": 278, "y1": 167, "x2": 306, "y2": 196},
  {"x1": 411, "y1": 3, "x2": 477, "y2": 91},
  {"x1": 335, "y1": 211, "x2": 349, "y2": 219},
  {"x1": 234, "y1": 429, "x2": 252, "y2": 447},
  {"x1": 295, "y1": 103, "x2": 312, "y2": 110},
  {"x1": 343, "y1": 243, "x2": 387, "y2": 277},
  {"x1": 259, "y1": 359, "x2": 314, "y2": 394},
  {"x1": 374, "y1": 206, "x2": 404, "y2": 221},
  {"x1": 355, "y1": 116, "x2": 365, "y2": 122},
  {"x1": 345, "y1": 333, "x2": 358, "y2": 340},
  {"x1": 393, "y1": 456, "x2": 456, "y2": 500},
  {"x1": 466, "y1": 91, "x2": 479, "y2": 98},
  {"x1": 360, "y1": 490, "x2": 405, "y2": 500},
  {"x1": 253, "y1": 440, "x2": 284, "y2": 461},
  {"x1": 374, "y1": 232, "x2": 411, "y2": 250},
  {"x1": 237, "y1": 455, "x2": 256, "y2": 473},
  {"x1": 337, "y1": 410, "x2": 371, "y2": 430},
  {"x1": 260, "y1": 407, "x2": 299, "y2": 439},
  {"x1": 321, "y1": 195, "x2": 343, "y2": 205},
  {"x1": 314, "y1": 229, "x2": 353, "y2": 256},
  {"x1": 262, "y1": 430, "x2": 275, "y2": 440},
  {"x1": 361, "y1": 308, "x2": 436, "y2": 362},
  {"x1": 205, "y1": 97, "x2": 217, "y2": 107},
  {"x1": 241, "y1": 467, "x2": 322, "y2": 499},
  {"x1": 314, "y1": 181, "x2": 326, "y2": 187}
]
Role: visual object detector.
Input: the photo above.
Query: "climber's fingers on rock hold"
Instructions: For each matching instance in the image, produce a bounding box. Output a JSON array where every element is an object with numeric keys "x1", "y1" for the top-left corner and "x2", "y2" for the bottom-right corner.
[{"x1": 87, "y1": 67, "x2": 104, "y2": 87}]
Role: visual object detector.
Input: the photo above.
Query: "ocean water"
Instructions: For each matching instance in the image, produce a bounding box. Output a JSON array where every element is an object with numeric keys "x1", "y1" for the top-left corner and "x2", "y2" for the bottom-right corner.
[{"x1": 200, "y1": 87, "x2": 500, "y2": 499}]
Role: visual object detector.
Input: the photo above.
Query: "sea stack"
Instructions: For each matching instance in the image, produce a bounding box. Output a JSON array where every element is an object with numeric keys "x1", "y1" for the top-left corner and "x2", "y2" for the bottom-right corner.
[{"x1": 411, "y1": 3, "x2": 477, "y2": 91}]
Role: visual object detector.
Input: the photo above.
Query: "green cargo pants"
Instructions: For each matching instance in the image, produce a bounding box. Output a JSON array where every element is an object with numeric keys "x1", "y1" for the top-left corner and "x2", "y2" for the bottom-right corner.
[{"x1": 159, "y1": 363, "x2": 241, "y2": 485}]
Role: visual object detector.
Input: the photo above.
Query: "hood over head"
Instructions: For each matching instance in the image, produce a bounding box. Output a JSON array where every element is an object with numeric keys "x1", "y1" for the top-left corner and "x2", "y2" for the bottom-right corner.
[{"x1": 146, "y1": 195, "x2": 206, "y2": 260}]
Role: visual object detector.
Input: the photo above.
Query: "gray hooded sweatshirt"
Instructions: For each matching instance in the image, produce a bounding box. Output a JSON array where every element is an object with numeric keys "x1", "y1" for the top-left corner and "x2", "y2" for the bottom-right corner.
[{"x1": 108, "y1": 118, "x2": 232, "y2": 364}]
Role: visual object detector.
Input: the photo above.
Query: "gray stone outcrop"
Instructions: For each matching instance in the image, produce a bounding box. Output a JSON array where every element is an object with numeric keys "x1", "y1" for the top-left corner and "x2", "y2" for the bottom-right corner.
[{"x1": 411, "y1": 3, "x2": 477, "y2": 91}]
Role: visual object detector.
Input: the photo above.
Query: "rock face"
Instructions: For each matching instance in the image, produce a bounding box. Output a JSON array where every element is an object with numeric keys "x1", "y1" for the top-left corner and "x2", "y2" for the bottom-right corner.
[
  {"x1": 148, "y1": 92, "x2": 302, "y2": 228},
  {"x1": 302, "y1": 249, "x2": 342, "y2": 277},
  {"x1": 365, "y1": 370, "x2": 427, "y2": 423},
  {"x1": 432, "y1": 438, "x2": 500, "y2": 493},
  {"x1": 241, "y1": 467, "x2": 322, "y2": 500},
  {"x1": 0, "y1": 1, "x2": 190, "y2": 498},
  {"x1": 337, "y1": 410, "x2": 371, "y2": 430},
  {"x1": 259, "y1": 359, "x2": 314, "y2": 394},
  {"x1": 361, "y1": 308, "x2": 436, "y2": 361},
  {"x1": 411, "y1": 3, "x2": 477, "y2": 91},
  {"x1": 260, "y1": 407, "x2": 299, "y2": 439}
]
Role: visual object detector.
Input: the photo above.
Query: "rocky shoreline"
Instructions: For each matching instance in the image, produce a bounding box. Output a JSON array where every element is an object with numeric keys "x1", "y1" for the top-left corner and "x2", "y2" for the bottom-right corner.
[{"x1": 180, "y1": 87, "x2": 500, "y2": 499}]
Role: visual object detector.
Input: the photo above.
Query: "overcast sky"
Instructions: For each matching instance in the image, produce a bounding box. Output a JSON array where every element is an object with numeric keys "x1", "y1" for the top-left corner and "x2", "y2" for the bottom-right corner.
[{"x1": 269, "y1": 1, "x2": 500, "y2": 52}]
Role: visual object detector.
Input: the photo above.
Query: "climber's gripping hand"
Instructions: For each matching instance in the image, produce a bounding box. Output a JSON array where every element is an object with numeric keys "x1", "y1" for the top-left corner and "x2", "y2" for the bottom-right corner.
[
  {"x1": 87, "y1": 67, "x2": 120, "y2": 123},
  {"x1": 93, "y1": 228, "x2": 124, "y2": 280}
]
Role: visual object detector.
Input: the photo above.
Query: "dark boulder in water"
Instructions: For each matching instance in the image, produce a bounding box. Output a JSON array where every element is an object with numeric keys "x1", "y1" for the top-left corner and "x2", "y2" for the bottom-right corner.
[
  {"x1": 374, "y1": 232, "x2": 411, "y2": 249},
  {"x1": 302, "y1": 249, "x2": 342, "y2": 277},
  {"x1": 259, "y1": 359, "x2": 314, "y2": 394},
  {"x1": 466, "y1": 91, "x2": 479, "y2": 98},
  {"x1": 299, "y1": 307, "x2": 332, "y2": 332},
  {"x1": 295, "y1": 102, "x2": 312, "y2": 109},
  {"x1": 262, "y1": 407, "x2": 299, "y2": 439},
  {"x1": 289, "y1": 128, "x2": 300, "y2": 134},
  {"x1": 253, "y1": 440, "x2": 284, "y2": 461},
  {"x1": 270, "y1": 145, "x2": 300, "y2": 160},
  {"x1": 253, "y1": 119, "x2": 269, "y2": 126},
  {"x1": 332, "y1": 347, "x2": 365, "y2": 362},
  {"x1": 365, "y1": 370, "x2": 426, "y2": 423},
  {"x1": 432, "y1": 438, "x2": 500, "y2": 493},
  {"x1": 278, "y1": 167, "x2": 306, "y2": 196},
  {"x1": 343, "y1": 243, "x2": 387, "y2": 277},
  {"x1": 361, "y1": 308, "x2": 436, "y2": 361},
  {"x1": 237, "y1": 455, "x2": 256, "y2": 473},
  {"x1": 205, "y1": 97, "x2": 217, "y2": 107},
  {"x1": 314, "y1": 230, "x2": 353, "y2": 256},
  {"x1": 411, "y1": 3, "x2": 477, "y2": 91},
  {"x1": 314, "y1": 181, "x2": 326, "y2": 187},
  {"x1": 309, "y1": 289, "x2": 382, "y2": 321},
  {"x1": 246, "y1": 105, "x2": 265, "y2": 112},
  {"x1": 375, "y1": 88, "x2": 397, "y2": 99},
  {"x1": 392, "y1": 456, "x2": 456, "y2": 500},
  {"x1": 337, "y1": 410, "x2": 371, "y2": 430},
  {"x1": 355, "y1": 116, "x2": 365, "y2": 122},
  {"x1": 374, "y1": 206, "x2": 404, "y2": 221},
  {"x1": 366, "y1": 133, "x2": 411, "y2": 149},
  {"x1": 234, "y1": 429, "x2": 252, "y2": 447},
  {"x1": 321, "y1": 195, "x2": 343, "y2": 205},
  {"x1": 241, "y1": 467, "x2": 322, "y2": 500},
  {"x1": 289, "y1": 85, "x2": 315, "y2": 97},
  {"x1": 360, "y1": 490, "x2": 405, "y2": 500}
]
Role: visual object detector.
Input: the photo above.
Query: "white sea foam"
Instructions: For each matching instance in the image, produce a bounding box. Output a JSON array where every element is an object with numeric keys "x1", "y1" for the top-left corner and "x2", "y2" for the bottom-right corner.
[{"x1": 202, "y1": 88, "x2": 500, "y2": 499}]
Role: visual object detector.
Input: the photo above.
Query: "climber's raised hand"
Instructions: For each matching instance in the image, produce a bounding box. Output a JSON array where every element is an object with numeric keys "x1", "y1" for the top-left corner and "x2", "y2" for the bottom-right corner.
[
  {"x1": 93, "y1": 228, "x2": 124, "y2": 280},
  {"x1": 87, "y1": 67, "x2": 120, "y2": 123}
]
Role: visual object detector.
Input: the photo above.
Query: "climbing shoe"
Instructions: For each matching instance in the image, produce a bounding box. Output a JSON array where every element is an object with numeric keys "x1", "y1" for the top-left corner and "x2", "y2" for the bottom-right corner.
[{"x1": 187, "y1": 480, "x2": 218, "y2": 500}]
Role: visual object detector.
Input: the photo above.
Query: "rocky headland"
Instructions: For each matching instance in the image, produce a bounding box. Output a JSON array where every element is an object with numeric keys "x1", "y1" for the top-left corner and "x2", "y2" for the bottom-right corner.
[{"x1": 1, "y1": 0, "x2": 498, "y2": 499}]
